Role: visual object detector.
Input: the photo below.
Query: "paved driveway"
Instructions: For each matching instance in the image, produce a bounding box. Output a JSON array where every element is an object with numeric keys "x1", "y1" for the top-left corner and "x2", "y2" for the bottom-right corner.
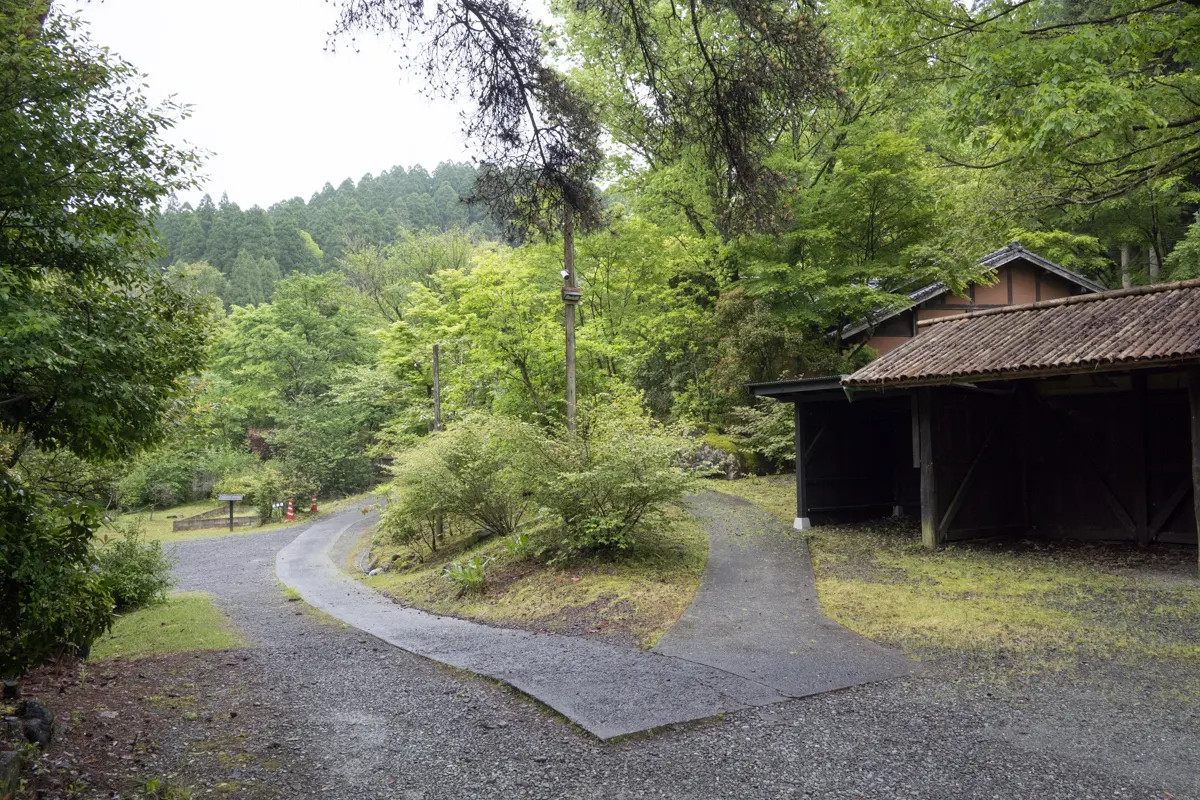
[{"x1": 274, "y1": 492, "x2": 912, "y2": 738}]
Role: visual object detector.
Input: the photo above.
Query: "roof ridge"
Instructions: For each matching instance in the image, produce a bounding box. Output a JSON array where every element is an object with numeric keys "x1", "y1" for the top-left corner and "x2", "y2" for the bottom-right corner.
[{"x1": 917, "y1": 277, "x2": 1200, "y2": 329}]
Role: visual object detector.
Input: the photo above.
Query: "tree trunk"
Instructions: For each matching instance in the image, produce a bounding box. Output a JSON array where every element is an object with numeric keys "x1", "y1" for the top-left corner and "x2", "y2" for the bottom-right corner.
[
  {"x1": 1148, "y1": 244, "x2": 1160, "y2": 283},
  {"x1": 564, "y1": 208, "x2": 578, "y2": 432},
  {"x1": 1120, "y1": 243, "x2": 1133, "y2": 289}
]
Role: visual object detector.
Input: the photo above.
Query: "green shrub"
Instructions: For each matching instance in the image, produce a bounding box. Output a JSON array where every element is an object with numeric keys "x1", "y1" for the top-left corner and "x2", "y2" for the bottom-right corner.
[
  {"x1": 728, "y1": 397, "x2": 795, "y2": 471},
  {"x1": 214, "y1": 462, "x2": 316, "y2": 524},
  {"x1": 385, "y1": 415, "x2": 528, "y2": 550},
  {"x1": 95, "y1": 523, "x2": 175, "y2": 611},
  {"x1": 516, "y1": 392, "x2": 696, "y2": 555},
  {"x1": 119, "y1": 446, "x2": 256, "y2": 509},
  {"x1": 378, "y1": 490, "x2": 446, "y2": 557},
  {"x1": 504, "y1": 532, "x2": 531, "y2": 559},
  {"x1": 0, "y1": 473, "x2": 113, "y2": 678},
  {"x1": 443, "y1": 555, "x2": 493, "y2": 594}
]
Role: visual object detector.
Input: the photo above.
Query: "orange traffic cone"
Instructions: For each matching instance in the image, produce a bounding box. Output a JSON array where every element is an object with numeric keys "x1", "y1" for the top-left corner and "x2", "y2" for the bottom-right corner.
[
  {"x1": 286, "y1": 497, "x2": 294, "y2": 521},
  {"x1": 310, "y1": 495, "x2": 318, "y2": 513}
]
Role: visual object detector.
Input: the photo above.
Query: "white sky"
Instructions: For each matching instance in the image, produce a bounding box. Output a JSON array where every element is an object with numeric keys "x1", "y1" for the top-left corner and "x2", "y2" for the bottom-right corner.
[{"x1": 62, "y1": 0, "x2": 475, "y2": 208}]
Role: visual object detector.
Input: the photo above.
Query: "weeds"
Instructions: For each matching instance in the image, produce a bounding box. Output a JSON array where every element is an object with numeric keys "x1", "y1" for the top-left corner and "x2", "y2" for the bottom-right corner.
[{"x1": 443, "y1": 556, "x2": 494, "y2": 594}]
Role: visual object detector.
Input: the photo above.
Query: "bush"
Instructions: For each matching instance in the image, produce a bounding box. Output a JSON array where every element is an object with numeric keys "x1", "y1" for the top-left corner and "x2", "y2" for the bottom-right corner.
[
  {"x1": 95, "y1": 523, "x2": 175, "y2": 611},
  {"x1": 119, "y1": 445, "x2": 256, "y2": 509},
  {"x1": 516, "y1": 392, "x2": 696, "y2": 555},
  {"x1": 728, "y1": 397, "x2": 795, "y2": 471},
  {"x1": 0, "y1": 473, "x2": 113, "y2": 678},
  {"x1": 384, "y1": 416, "x2": 528, "y2": 554}
]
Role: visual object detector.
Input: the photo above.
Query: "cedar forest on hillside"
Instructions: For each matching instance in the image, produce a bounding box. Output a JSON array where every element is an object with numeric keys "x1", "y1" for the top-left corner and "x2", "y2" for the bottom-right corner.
[{"x1": 5, "y1": 0, "x2": 1200, "y2": 675}]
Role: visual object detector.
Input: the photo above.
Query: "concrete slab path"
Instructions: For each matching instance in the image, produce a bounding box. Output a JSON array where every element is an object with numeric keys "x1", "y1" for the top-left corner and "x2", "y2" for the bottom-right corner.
[
  {"x1": 276, "y1": 492, "x2": 913, "y2": 740},
  {"x1": 656, "y1": 491, "x2": 916, "y2": 695}
]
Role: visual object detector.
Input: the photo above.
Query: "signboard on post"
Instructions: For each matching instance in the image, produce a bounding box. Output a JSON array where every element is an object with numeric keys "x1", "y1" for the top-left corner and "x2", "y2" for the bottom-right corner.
[{"x1": 217, "y1": 494, "x2": 244, "y2": 531}]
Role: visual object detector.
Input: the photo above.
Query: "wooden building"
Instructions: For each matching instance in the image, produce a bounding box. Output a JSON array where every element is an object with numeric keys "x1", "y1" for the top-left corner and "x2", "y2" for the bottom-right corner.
[
  {"x1": 840, "y1": 242, "x2": 1107, "y2": 355},
  {"x1": 752, "y1": 278, "x2": 1200, "y2": 567}
]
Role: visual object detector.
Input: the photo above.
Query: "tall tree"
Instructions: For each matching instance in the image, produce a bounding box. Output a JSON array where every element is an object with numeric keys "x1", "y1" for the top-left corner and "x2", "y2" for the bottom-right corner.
[{"x1": 0, "y1": 3, "x2": 211, "y2": 676}]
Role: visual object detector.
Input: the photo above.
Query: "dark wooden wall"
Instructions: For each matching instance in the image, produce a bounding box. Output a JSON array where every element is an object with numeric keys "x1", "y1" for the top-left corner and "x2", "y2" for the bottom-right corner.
[
  {"x1": 918, "y1": 378, "x2": 1197, "y2": 544},
  {"x1": 802, "y1": 396, "x2": 918, "y2": 524}
]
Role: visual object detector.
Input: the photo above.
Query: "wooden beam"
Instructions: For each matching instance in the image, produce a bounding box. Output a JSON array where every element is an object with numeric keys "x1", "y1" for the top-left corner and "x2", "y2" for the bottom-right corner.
[
  {"x1": 1189, "y1": 367, "x2": 1200, "y2": 569},
  {"x1": 938, "y1": 427, "x2": 996, "y2": 535},
  {"x1": 1148, "y1": 477, "x2": 1191, "y2": 537},
  {"x1": 802, "y1": 424, "x2": 826, "y2": 467},
  {"x1": 910, "y1": 393, "x2": 920, "y2": 469},
  {"x1": 794, "y1": 403, "x2": 811, "y2": 531},
  {"x1": 918, "y1": 388, "x2": 941, "y2": 549}
]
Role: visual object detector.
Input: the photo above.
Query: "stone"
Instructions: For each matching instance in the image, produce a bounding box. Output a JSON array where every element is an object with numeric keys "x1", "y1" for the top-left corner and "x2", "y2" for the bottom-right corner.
[
  {"x1": 18, "y1": 699, "x2": 53, "y2": 747},
  {"x1": 0, "y1": 750, "x2": 23, "y2": 800},
  {"x1": 368, "y1": 568, "x2": 383, "y2": 576},
  {"x1": 22, "y1": 719, "x2": 50, "y2": 748}
]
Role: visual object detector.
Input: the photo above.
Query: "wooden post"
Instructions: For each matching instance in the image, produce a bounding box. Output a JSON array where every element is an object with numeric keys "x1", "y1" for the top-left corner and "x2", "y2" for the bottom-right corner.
[
  {"x1": 794, "y1": 403, "x2": 810, "y2": 530},
  {"x1": 1188, "y1": 368, "x2": 1200, "y2": 572},
  {"x1": 433, "y1": 343, "x2": 443, "y2": 544},
  {"x1": 432, "y1": 344, "x2": 442, "y2": 432},
  {"x1": 228, "y1": 499, "x2": 234, "y2": 533},
  {"x1": 918, "y1": 388, "x2": 942, "y2": 549},
  {"x1": 1133, "y1": 373, "x2": 1150, "y2": 545},
  {"x1": 563, "y1": 208, "x2": 578, "y2": 432}
]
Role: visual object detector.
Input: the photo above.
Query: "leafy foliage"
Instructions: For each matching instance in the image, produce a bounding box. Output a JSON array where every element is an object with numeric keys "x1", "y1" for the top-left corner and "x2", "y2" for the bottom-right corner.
[
  {"x1": 729, "y1": 398, "x2": 796, "y2": 470},
  {"x1": 0, "y1": 475, "x2": 113, "y2": 679},
  {"x1": 514, "y1": 393, "x2": 697, "y2": 555},
  {"x1": 95, "y1": 525, "x2": 176, "y2": 612},
  {"x1": 443, "y1": 555, "x2": 495, "y2": 594}
]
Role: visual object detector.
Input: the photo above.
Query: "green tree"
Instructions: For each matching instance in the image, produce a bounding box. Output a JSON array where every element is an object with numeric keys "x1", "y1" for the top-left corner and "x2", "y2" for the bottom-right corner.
[
  {"x1": 0, "y1": 4, "x2": 209, "y2": 676},
  {"x1": 227, "y1": 252, "x2": 283, "y2": 306}
]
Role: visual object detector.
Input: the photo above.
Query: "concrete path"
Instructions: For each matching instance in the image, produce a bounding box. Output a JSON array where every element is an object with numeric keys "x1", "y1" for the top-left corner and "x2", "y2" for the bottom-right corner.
[
  {"x1": 276, "y1": 493, "x2": 912, "y2": 740},
  {"x1": 657, "y1": 492, "x2": 915, "y2": 694}
]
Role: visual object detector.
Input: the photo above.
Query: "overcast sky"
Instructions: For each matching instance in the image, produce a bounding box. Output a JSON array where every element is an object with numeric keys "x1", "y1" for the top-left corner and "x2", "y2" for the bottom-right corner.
[{"x1": 62, "y1": 0, "x2": 475, "y2": 208}]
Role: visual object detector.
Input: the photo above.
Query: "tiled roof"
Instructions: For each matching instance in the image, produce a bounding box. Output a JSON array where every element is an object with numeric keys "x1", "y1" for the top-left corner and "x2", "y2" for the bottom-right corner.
[
  {"x1": 837, "y1": 242, "x2": 1106, "y2": 340},
  {"x1": 843, "y1": 279, "x2": 1200, "y2": 388}
]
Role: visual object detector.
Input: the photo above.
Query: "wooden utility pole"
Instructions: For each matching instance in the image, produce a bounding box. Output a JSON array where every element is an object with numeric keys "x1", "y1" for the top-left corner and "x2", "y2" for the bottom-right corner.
[
  {"x1": 432, "y1": 343, "x2": 443, "y2": 545},
  {"x1": 432, "y1": 343, "x2": 442, "y2": 432},
  {"x1": 563, "y1": 208, "x2": 579, "y2": 432}
]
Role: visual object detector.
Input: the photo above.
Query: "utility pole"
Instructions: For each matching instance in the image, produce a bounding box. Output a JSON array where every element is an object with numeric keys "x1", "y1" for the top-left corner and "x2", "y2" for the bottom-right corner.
[
  {"x1": 432, "y1": 343, "x2": 443, "y2": 545},
  {"x1": 432, "y1": 343, "x2": 442, "y2": 432},
  {"x1": 562, "y1": 208, "x2": 580, "y2": 432}
]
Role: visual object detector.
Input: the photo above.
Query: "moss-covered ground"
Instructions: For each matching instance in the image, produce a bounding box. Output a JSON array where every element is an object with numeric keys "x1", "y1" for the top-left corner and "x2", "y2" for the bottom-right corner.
[
  {"x1": 360, "y1": 506, "x2": 708, "y2": 649},
  {"x1": 706, "y1": 476, "x2": 1200, "y2": 677},
  {"x1": 89, "y1": 591, "x2": 246, "y2": 661}
]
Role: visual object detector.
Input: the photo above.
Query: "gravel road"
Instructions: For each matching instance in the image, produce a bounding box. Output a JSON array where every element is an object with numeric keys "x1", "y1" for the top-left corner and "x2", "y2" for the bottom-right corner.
[{"x1": 171, "y1": 519, "x2": 1200, "y2": 799}]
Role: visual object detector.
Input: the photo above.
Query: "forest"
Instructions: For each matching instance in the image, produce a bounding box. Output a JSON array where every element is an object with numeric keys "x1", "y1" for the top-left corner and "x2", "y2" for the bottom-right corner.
[{"x1": 4, "y1": 0, "x2": 1200, "y2": 674}]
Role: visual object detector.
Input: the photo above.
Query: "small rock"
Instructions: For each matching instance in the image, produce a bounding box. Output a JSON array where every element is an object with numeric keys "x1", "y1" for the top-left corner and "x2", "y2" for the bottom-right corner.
[
  {"x1": 22, "y1": 718, "x2": 51, "y2": 747},
  {"x1": 99, "y1": 711, "x2": 118, "y2": 720},
  {"x1": 2, "y1": 716, "x2": 21, "y2": 743},
  {"x1": 0, "y1": 750, "x2": 22, "y2": 798},
  {"x1": 18, "y1": 699, "x2": 51, "y2": 726},
  {"x1": 368, "y1": 568, "x2": 383, "y2": 577}
]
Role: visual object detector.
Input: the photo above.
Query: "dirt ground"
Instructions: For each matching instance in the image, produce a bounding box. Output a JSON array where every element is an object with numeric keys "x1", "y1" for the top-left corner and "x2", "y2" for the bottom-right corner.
[{"x1": 14, "y1": 650, "x2": 299, "y2": 800}]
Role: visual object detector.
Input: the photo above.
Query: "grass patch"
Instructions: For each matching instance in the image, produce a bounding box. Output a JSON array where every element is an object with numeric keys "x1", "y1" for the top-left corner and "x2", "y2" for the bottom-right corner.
[
  {"x1": 705, "y1": 476, "x2": 1200, "y2": 673},
  {"x1": 280, "y1": 584, "x2": 348, "y2": 629},
  {"x1": 361, "y1": 506, "x2": 707, "y2": 649},
  {"x1": 109, "y1": 489, "x2": 380, "y2": 544},
  {"x1": 89, "y1": 592, "x2": 245, "y2": 661}
]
